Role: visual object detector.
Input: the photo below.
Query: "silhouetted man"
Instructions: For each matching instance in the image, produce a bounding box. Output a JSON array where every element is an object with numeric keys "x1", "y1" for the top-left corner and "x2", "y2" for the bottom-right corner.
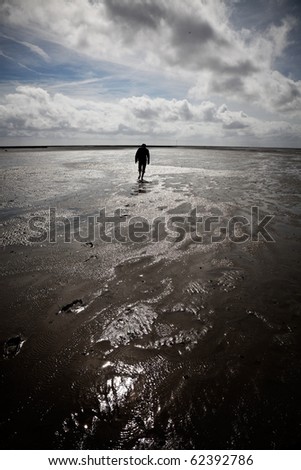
[{"x1": 135, "y1": 143, "x2": 150, "y2": 182}]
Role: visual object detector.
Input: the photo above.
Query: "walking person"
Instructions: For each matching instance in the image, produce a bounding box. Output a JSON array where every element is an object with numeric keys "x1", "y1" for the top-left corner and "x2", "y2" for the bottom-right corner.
[{"x1": 135, "y1": 143, "x2": 150, "y2": 182}]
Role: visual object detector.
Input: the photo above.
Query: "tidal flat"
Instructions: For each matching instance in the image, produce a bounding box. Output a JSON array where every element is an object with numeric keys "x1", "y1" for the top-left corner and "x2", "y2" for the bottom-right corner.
[{"x1": 0, "y1": 146, "x2": 300, "y2": 449}]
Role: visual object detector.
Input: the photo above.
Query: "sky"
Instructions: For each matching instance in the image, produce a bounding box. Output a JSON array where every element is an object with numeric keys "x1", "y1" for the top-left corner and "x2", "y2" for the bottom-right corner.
[{"x1": 0, "y1": 0, "x2": 301, "y2": 147}]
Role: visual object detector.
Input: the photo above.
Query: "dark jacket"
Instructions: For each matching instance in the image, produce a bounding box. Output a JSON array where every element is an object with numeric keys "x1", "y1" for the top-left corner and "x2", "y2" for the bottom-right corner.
[{"x1": 135, "y1": 146, "x2": 150, "y2": 164}]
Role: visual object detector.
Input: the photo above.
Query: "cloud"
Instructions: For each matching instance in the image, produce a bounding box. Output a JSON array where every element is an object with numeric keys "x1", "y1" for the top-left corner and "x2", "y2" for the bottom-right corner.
[
  {"x1": 0, "y1": 86, "x2": 299, "y2": 146},
  {"x1": 20, "y1": 41, "x2": 50, "y2": 62},
  {"x1": 103, "y1": 0, "x2": 164, "y2": 31},
  {"x1": 0, "y1": 86, "x2": 115, "y2": 135},
  {"x1": 0, "y1": 1, "x2": 294, "y2": 71},
  {"x1": 0, "y1": 32, "x2": 50, "y2": 61},
  {"x1": 0, "y1": 0, "x2": 300, "y2": 146},
  {"x1": 0, "y1": 50, "x2": 13, "y2": 60},
  {"x1": 1, "y1": 0, "x2": 299, "y2": 116},
  {"x1": 190, "y1": 68, "x2": 301, "y2": 114},
  {"x1": 265, "y1": 16, "x2": 297, "y2": 59},
  {"x1": 121, "y1": 96, "x2": 195, "y2": 122}
]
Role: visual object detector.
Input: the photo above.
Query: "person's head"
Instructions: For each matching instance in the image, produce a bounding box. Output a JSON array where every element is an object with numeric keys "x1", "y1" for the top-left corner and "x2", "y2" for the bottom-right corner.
[{"x1": 141, "y1": 143, "x2": 146, "y2": 147}]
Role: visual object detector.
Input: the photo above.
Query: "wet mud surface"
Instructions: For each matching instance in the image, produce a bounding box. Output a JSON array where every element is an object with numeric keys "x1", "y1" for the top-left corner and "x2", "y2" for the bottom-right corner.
[{"x1": 0, "y1": 147, "x2": 301, "y2": 449}]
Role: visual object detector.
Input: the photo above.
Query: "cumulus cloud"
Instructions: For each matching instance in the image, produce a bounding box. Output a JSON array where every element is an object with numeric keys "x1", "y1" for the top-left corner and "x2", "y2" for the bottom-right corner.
[
  {"x1": 0, "y1": 0, "x2": 300, "y2": 146},
  {"x1": 0, "y1": 86, "x2": 118, "y2": 135},
  {"x1": 189, "y1": 67, "x2": 301, "y2": 114},
  {"x1": 0, "y1": 86, "x2": 299, "y2": 146}
]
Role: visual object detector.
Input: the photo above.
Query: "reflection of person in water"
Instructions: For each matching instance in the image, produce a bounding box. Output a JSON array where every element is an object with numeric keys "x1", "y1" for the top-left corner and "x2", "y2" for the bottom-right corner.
[{"x1": 135, "y1": 143, "x2": 150, "y2": 182}]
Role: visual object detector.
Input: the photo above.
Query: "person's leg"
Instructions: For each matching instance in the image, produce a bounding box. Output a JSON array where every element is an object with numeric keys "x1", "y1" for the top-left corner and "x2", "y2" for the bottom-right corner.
[
  {"x1": 141, "y1": 162, "x2": 146, "y2": 181},
  {"x1": 138, "y1": 161, "x2": 142, "y2": 180}
]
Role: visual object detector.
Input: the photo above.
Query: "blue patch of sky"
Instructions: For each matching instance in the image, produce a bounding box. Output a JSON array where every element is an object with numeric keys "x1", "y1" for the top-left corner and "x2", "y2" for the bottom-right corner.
[
  {"x1": 0, "y1": 31, "x2": 187, "y2": 101},
  {"x1": 229, "y1": 0, "x2": 301, "y2": 79},
  {"x1": 274, "y1": 41, "x2": 301, "y2": 81},
  {"x1": 230, "y1": 0, "x2": 301, "y2": 31}
]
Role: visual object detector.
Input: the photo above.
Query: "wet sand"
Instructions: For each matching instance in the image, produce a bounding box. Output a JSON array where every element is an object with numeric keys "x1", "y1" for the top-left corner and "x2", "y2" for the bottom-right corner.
[{"x1": 0, "y1": 146, "x2": 301, "y2": 449}]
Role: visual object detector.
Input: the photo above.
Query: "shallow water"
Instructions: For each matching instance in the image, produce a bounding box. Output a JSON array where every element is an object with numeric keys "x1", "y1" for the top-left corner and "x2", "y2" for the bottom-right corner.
[{"x1": 0, "y1": 146, "x2": 301, "y2": 449}]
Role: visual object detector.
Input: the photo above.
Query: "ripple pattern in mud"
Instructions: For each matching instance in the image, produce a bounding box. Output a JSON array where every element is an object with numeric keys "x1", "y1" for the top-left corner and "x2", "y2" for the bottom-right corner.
[
  {"x1": 97, "y1": 303, "x2": 158, "y2": 347},
  {"x1": 2, "y1": 148, "x2": 301, "y2": 450},
  {"x1": 142, "y1": 325, "x2": 211, "y2": 351}
]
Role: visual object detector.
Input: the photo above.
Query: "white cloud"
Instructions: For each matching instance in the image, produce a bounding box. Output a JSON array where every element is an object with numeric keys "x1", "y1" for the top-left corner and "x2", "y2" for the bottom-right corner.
[
  {"x1": 3, "y1": 2, "x2": 300, "y2": 116},
  {"x1": 0, "y1": 0, "x2": 300, "y2": 145},
  {"x1": 0, "y1": 86, "x2": 300, "y2": 146},
  {"x1": 20, "y1": 41, "x2": 50, "y2": 62},
  {"x1": 190, "y1": 68, "x2": 301, "y2": 114},
  {"x1": 0, "y1": 1, "x2": 298, "y2": 85},
  {"x1": 0, "y1": 86, "x2": 118, "y2": 135},
  {"x1": 0, "y1": 50, "x2": 13, "y2": 60}
]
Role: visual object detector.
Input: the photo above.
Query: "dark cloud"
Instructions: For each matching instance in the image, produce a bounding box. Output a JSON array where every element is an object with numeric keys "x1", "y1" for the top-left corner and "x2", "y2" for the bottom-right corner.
[
  {"x1": 170, "y1": 15, "x2": 229, "y2": 48},
  {"x1": 1, "y1": 0, "x2": 300, "y2": 138},
  {"x1": 163, "y1": 14, "x2": 230, "y2": 69},
  {"x1": 188, "y1": 57, "x2": 260, "y2": 85},
  {"x1": 272, "y1": 80, "x2": 301, "y2": 108},
  {"x1": 103, "y1": 0, "x2": 164, "y2": 30},
  {"x1": 209, "y1": 58, "x2": 260, "y2": 75},
  {"x1": 103, "y1": 0, "x2": 234, "y2": 73},
  {"x1": 210, "y1": 76, "x2": 246, "y2": 94},
  {"x1": 0, "y1": 2, "x2": 11, "y2": 23}
]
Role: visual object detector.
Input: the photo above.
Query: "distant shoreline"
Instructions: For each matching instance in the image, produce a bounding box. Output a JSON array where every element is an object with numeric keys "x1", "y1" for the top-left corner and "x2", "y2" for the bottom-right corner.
[{"x1": 1, "y1": 144, "x2": 301, "y2": 152}]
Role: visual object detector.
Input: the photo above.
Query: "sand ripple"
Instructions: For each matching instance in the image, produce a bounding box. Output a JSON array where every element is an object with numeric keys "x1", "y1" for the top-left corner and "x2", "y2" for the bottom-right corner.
[{"x1": 97, "y1": 303, "x2": 158, "y2": 347}]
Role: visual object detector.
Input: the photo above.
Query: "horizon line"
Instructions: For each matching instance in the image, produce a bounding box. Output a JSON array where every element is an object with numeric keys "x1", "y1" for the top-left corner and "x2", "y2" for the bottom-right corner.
[{"x1": 1, "y1": 144, "x2": 301, "y2": 151}]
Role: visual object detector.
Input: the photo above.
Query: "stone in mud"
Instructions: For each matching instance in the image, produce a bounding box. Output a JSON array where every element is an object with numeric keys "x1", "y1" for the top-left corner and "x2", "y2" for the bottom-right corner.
[
  {"x1": 3, "y1": 335, "x2": 25, "y2": 359},
  {"x1": 58, "y1": 299, "x2": 85, "y2": 314}
]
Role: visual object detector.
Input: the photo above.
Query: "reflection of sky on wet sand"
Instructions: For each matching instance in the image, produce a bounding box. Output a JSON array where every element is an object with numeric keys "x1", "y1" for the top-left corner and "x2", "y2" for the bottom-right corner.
[{"x1": 97, "y1": 376, "x2": 136, "y2": 414}]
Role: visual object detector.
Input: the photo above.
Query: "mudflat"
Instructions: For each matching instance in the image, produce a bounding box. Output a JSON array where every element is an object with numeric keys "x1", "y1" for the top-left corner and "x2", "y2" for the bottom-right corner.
[{"x1": 0, "y1": 146, "x2": 300, "y2": 449}]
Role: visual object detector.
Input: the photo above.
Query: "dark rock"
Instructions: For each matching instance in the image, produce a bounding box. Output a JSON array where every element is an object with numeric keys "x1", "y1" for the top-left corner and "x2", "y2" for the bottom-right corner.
[
  {"x1": 58, "y1": 299, "x2": 84, "y2": 314},
  {"x1": 4, "y1": 335, "x2": 25, "y2": 359}
]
